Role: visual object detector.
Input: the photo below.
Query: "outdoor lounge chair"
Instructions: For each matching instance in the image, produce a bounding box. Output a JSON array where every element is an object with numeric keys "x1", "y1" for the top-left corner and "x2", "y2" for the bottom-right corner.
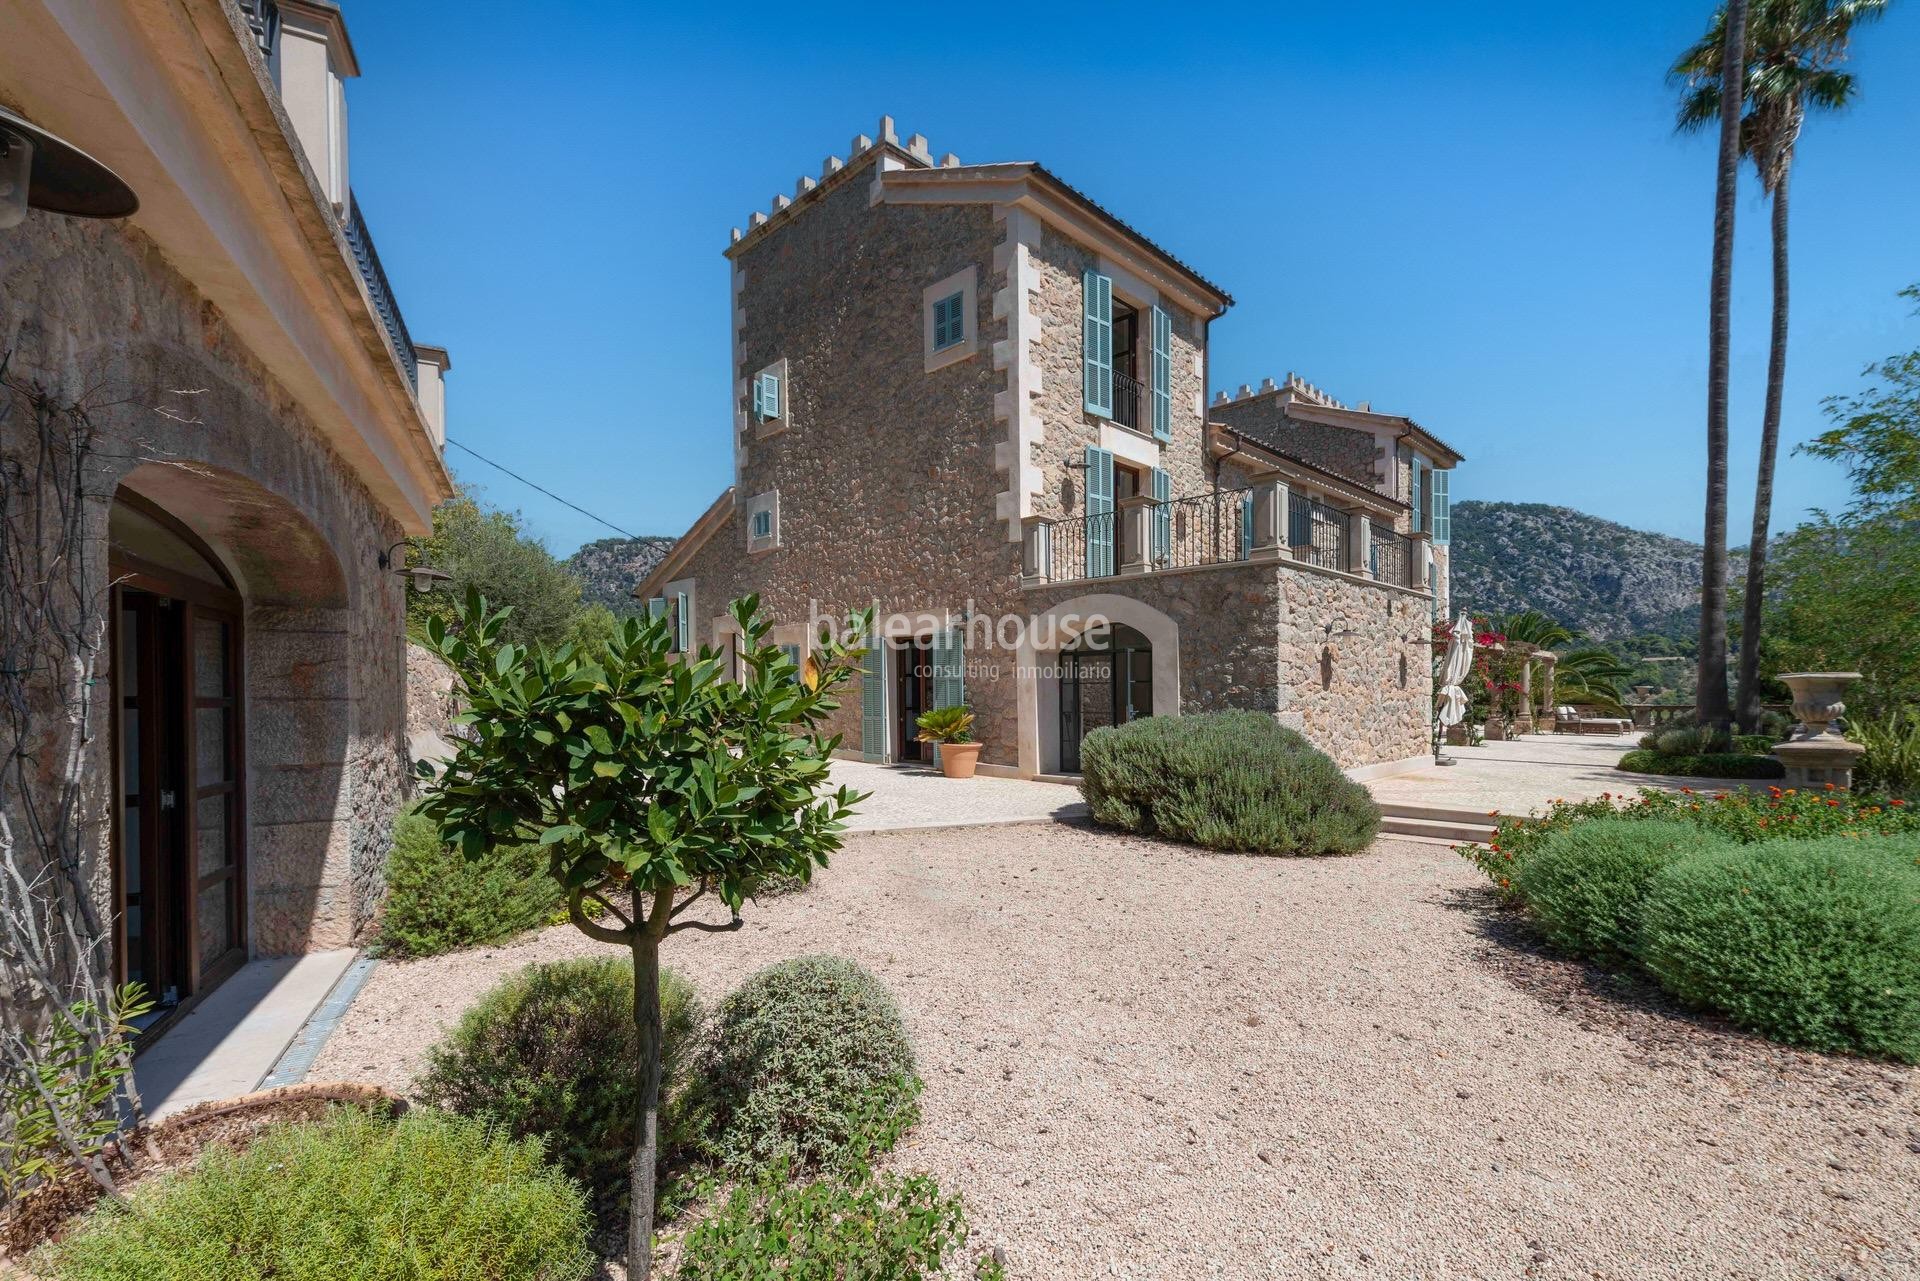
[{"x1": 1556, "y1": 704, "x2": 1633, "y2": 736}]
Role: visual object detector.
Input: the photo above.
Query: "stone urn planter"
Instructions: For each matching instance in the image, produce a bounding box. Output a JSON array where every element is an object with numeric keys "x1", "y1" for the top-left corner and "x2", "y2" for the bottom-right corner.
[
  {"x1": 1771, "y1": 672, "x2": 1867, "y2": 789},
  {"x1": 938, "y1": 742, "x2": 982, "y2": 779}
]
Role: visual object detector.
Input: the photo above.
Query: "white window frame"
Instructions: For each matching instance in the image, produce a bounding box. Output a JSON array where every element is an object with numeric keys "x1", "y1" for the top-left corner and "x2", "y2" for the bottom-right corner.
[
  {"x1": 750, "y1": 357, "x2": 789, "y2": 439},
  {"x1": 746, "y1": 489, "x2": 781, "y2": 554},
  {"x1": 922, "y1": 265, "x2": 978, "y2": 373}
]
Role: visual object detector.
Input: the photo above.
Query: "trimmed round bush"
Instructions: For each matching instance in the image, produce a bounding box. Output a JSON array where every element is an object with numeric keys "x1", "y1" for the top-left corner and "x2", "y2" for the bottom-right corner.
[
  {"x1": 379, "y1": 805, "x2": 563, "y2": 958},
  {"x1": 416, "y1": 955, "x2": 700, "y2": 1202},
  {"x1": 1616, "y1": 749, "x2": 1785, "y2": 780},
  {"x1": 1509, "y1": 819, "x2": 1728, "y2": 964},
  {"x1": 1639, "y1": 835, "x2": 1920, "y2": 1060},
  {"x1": 686, "y1": 956, "x2": 918, "y2": 1172},
  {"x1": 1079, "y1": 711, "x2": 1380, "y2": 856},
  {"x1": 46, "y1": 1107, "x2": 593, "y2": 1280}
]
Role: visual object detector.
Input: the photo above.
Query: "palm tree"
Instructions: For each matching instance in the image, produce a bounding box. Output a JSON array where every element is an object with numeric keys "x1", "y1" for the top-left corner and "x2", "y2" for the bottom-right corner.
[
  {"x1": 1552, "y1": 648, "x2": 1637, "y2": 714},
  {"x1": 1675, "y1": 0, "x2": 1892, "y2": 732},
  {"x1": 1675, "y1": 0, "x2": 1750, "y2": 735}
]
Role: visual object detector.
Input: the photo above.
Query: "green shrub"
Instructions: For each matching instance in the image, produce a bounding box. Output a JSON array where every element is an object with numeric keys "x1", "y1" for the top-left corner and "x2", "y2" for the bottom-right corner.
[
  {"x1": 1854, "y1": 708, "x2": 1920, "y2": 798},
  {"x1": 1078, "y1": 711, "x2": 1379, "y2": 856},
  {"x1": 685, "y1": 956, "x2": 918, "y2": 1173},
  {"x1": 1509, "y1": 820, "x2": 1726, "y2": 964},
  {"x1": 1639, "y1": 836, "x2": 1920, "y2": 1060},
  {"x1": 1617, "y1": 749, "x2": 1785, "y2": 779},
  {"x1": 44, "y1": 1107, "x2": 593, "y2": 1280},
  {"x1": 675, "y1": 1147, "x2": 979, "y2": 1280},
  {"x1": 378, "y1": 806, "x2": 563, "y2": 958},
  {"x1": 1734, "y1": 733, "x2": 1777, "y2": 755},
  {"x1": 1650, "y1": 724, "x2": 1731, "y2": 756},
  {"x1": 416, "y1": 956, "x2": 699, "y2": 1202},
  {"x1": 1461, "y1": 786, "x2": 1920, "y2": 898}
]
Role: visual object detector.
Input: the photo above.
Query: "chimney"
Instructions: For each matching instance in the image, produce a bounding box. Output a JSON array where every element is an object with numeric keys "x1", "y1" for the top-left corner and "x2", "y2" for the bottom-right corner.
[
  {"x1": 274, "y1": 1, "x2": 360, "y2": 210},
  {"x1": 413, "y1": 344, "x2": 451, "y2": 451}
]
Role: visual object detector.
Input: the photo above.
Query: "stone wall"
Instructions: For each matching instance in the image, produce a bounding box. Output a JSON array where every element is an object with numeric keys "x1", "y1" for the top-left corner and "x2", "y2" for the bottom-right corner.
[
  {"x1": 1, "y1": 211, "x2": 412, "y2": 959},
  {"x1": 1024, "y1": 558, "x2": 1431, "y2": 771},
  {"x1": 682, "y1": 156, "x2": 1030, "y2": 764},
  {"x1": 1024, "y1": 224, "x2": 1215, "y2": 522},
  {"x1": 1210, "y1": 392, "x2": 1382, "y2": 490}
]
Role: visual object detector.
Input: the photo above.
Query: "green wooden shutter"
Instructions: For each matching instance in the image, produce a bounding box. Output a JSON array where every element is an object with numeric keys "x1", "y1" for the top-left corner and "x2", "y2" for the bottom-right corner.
[
  {"x1": 1082, "y1": 270, "x2": 1113, "y2": 418},
  {"x1": 1431, "y1": 468, "x2": 1450, "y2": 544},
  {"x1": 749, "y1": 377, "x2": 763, "y2": 419},
  {"x1": 860, "y1": 625, "x2": 886, "y2": 761},
  {"x1": 1410, "y1": 458, "x2": 1425, "y2": 534},
  {"x1": 1239, "y1": 490, "x2": 1255, "y2": 560},
  {"x1": 1149, "y1": 305, "x2": 1172, "y2": 440},
  {"x1": 760, "y1": 371, "x2": 781, "y2": 419},
  {"x1": 674, "y1": 591, "x2": 690, "y2": 653},
  {"x1": 1150, "y1": 468, "x2": 1171, "y2": 565},
  {"x1": 1085, "y1": 445, "x2": 1115, "y2": 577}
]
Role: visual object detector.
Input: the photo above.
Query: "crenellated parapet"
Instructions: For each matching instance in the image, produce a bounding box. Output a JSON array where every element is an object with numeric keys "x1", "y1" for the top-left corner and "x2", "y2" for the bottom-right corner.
[{"x1": 726, "y1": 115, "x2": 950, "y2": 251}]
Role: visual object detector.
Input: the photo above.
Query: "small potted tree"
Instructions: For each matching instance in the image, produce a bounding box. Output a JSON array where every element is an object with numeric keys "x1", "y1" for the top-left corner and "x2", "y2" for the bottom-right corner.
[{"x1": 916, "y1": 705, "x2": 981, "y2": 779}]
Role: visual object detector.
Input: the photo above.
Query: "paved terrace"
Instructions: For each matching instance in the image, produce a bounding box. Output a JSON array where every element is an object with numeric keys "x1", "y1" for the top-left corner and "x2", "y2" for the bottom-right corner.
[{"x1": 1364, "y1": 731, "x2": 1764, "y2": 819}]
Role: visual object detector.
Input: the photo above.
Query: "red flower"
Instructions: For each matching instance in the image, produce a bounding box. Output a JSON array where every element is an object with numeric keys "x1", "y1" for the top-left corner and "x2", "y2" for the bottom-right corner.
[{"x1": 1893, "y1": 799, "x2": 1907, "y2": 807}]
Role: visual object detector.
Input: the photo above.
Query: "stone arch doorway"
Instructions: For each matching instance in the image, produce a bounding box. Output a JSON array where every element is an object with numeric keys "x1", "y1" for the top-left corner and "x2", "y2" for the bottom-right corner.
[
  {"x1": 1018, "y1": 592, "x2": 1181, "y2": 776},
  {"x1": 107, "y1": 460, "x2": 361, "y2": 1030},
  {"x1": 108, "y1": 491, "x2": 249, "y2": 1021},
  {"x1": 1058, "y1": 623, "x2": 1155, "y2": 773}
]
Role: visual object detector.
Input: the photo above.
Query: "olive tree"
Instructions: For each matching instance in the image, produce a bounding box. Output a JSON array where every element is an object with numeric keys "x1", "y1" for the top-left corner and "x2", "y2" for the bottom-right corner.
[{"x1": 418, "y1": 590, "x2": 868, "y2": 1279}]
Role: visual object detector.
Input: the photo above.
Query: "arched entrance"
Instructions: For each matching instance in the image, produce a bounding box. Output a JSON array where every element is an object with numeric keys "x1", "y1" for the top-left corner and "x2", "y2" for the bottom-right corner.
[
  {"x1": 1059, "y1": 623, "x2": 1154, "y2": 772},
  {"x1": 108, "y1": 492, "x2": 247, "y2": 1020},
  {"x1": 1018, "y1": 592, "x2": 1182, "y2": 776}
]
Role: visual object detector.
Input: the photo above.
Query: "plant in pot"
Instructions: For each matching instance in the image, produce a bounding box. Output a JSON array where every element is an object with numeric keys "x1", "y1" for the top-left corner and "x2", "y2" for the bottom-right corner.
[{"x1": 916, "y1": 705, "x2": 981, "y2": 779}]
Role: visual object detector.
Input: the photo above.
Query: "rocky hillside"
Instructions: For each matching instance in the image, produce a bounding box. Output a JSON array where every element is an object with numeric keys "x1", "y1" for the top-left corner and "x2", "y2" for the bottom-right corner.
[
  {"x1": 566, "y1": 536, "x2": 676, "y2": 615},
  {"x1": 1449, "y1": 501, "x2": 1740, "y2": 642}
]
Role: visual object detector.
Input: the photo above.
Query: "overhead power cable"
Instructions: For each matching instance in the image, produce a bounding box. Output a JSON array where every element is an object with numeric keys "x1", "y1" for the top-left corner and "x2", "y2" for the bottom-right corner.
[{"x1": 444, "y1": 435, "x2": 640, "y2": 539}]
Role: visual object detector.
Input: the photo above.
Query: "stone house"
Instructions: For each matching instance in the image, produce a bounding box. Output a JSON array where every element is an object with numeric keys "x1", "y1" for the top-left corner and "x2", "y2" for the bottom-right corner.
[
  {"x1": 639, "y1": 118, "x2": 1462, "y2": 779},
  {"x1": 1, "y1": 0, "x2": 453, "y2": 1032}
]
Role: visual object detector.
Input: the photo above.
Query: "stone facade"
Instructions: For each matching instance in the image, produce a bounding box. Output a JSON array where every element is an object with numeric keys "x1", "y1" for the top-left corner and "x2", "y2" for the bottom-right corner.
[
  {"x1": 650, "y1": 122, "x2": 1457, "y2": 778},
  {"x1": 1024, "y1": 560, "x2": 1433, "y2": 770},
  {"x1": 2, "y1": 211, "x2": 412, "y2": 960}
]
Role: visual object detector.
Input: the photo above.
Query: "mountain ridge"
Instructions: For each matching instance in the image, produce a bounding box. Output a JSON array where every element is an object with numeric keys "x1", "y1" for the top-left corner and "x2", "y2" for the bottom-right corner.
[{"x1": 1449, "y1": 500, "x2": 1738, "y2": 642}]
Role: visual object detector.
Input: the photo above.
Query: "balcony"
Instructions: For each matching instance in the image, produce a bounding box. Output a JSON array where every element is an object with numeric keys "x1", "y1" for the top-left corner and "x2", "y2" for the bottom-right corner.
[
  {"x1": 343, "y1": 193, "x2": 418, "y2": 390},
  {"x1": 1023, "y1": 483, "x2": 1426, "y2": 591},
  {"x1": 1112, "y1": 369, "x2": 1144, "y2": 432}
]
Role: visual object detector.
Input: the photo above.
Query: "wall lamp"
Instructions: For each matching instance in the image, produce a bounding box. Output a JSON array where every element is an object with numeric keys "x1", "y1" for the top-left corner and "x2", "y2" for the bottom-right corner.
[
  {"x1": 0, "y1": 107, "x2": 139, "y2": 230},
  {"x1": 379, "y1": 541, "x2": 453, "y2": 594}
]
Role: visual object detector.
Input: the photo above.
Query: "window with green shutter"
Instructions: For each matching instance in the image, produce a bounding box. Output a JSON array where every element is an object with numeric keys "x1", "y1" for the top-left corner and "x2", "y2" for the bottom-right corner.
[
  {"x1": 1085, "y1": 446, "x2": 1115, "y2": 577},
  {"x1": 1082, "y1": 271, "x2": 1113, "y2": 418},
  {"x1": 647, "y1": 597, "x2": 667, "y2": 621},
  {"x1": 674, "y1": 590, "x2": 690, "y2": 654},
  {"x1": 932, "y1": 292, "x2": 965, "y2": 351},
  {"x1": 1240, "y1": 490, "x2": 1255, "y2": 560},
  {"x1": 860, "y1": 627, "x2": 886, "y2": 762},
  {"x1": 1410, "y1": 457, "x2": 1425, "y2": 535},
  {"x1": 754, "y1": 369, "x2": 781, "y2": 421},
  {"x1": 1430, "y1": 468, "x2": 1451, "y2": 545},
  {"x1": 1150, "y1": 468, "x2": 1171, "y2": 565},
  {"x1": 1149, "y1": 306, "x2": 1172, "y2": 440}
]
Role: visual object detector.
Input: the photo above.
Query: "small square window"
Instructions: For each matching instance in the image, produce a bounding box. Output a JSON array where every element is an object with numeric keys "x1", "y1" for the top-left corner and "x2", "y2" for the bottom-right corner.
[
  {"x1": 746, "y1": 490, "x2": 780, "y2": 553},
  {"x1": 752, "y1": 509, "x2": 773, "y2": 540},
  {"x1": 932, "y1": 292, "x2": 965, "y2": 351}
]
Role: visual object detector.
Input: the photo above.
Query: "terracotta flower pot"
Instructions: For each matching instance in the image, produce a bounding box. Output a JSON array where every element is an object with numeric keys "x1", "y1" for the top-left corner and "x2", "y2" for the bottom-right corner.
[{"x1": 938, "y1": 742, "x2": 982, "y2": 779}]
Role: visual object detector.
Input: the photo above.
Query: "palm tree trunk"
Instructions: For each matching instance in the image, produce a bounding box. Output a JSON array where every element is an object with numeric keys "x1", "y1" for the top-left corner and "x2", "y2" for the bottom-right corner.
[
  {"x1": 1736, "y1": 160, "x2": 1791, "y2": 732},
  {"x1": 1698, "y1": 0, "x2": 1748, "y2": 734}
]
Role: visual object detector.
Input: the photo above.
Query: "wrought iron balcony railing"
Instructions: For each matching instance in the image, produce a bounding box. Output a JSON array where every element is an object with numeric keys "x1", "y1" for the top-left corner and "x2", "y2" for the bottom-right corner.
[
  {"x1": 1288, "y1": 497, "x2": 1349, "y2": 571},
  {"x1": 343, "y1": 192, "x2": 418, "y2": 389},
  {"x1": 1369, "y1": 521, "x2": 1411, "y2": 587},
  {"x1": 1112, "y1": 369, "x2": 1144, "y2": 432}
]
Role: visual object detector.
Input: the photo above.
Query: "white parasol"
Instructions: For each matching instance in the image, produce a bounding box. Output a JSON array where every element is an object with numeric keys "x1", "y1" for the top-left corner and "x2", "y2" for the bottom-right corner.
[{"x1": 1435, "y1": 612, "x2": 1475, "y2": 760}]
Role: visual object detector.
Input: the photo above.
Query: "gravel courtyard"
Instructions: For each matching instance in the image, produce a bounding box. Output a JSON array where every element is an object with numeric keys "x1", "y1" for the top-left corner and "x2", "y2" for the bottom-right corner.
[{"x1": 314, "y1": 827, "x2": 1919, "y2": 1280}]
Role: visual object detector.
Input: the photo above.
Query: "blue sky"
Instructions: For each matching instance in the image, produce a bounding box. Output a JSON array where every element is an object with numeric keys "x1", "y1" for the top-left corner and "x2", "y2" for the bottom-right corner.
[{"x1": 341, "y1": 2, "x2": 1920, "y2": 554}]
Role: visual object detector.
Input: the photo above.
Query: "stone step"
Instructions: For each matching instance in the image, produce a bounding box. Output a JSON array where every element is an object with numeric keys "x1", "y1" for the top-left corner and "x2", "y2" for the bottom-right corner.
[
  {"x1": 1377, "y1": 803, "x2": 1500, "y2": 846},
  {"x1": 1377, "y1": 802, "x2": 1506, "y2": 827},
  {"x1": 1379, "y1": 814, "x2": 1498, "y2": 844}
]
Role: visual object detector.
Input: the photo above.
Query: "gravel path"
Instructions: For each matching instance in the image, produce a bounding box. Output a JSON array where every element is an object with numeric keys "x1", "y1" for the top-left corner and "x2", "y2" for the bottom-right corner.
[{"x1": 314, "y1": 827, "x2": 1919, "y2": 1280}]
